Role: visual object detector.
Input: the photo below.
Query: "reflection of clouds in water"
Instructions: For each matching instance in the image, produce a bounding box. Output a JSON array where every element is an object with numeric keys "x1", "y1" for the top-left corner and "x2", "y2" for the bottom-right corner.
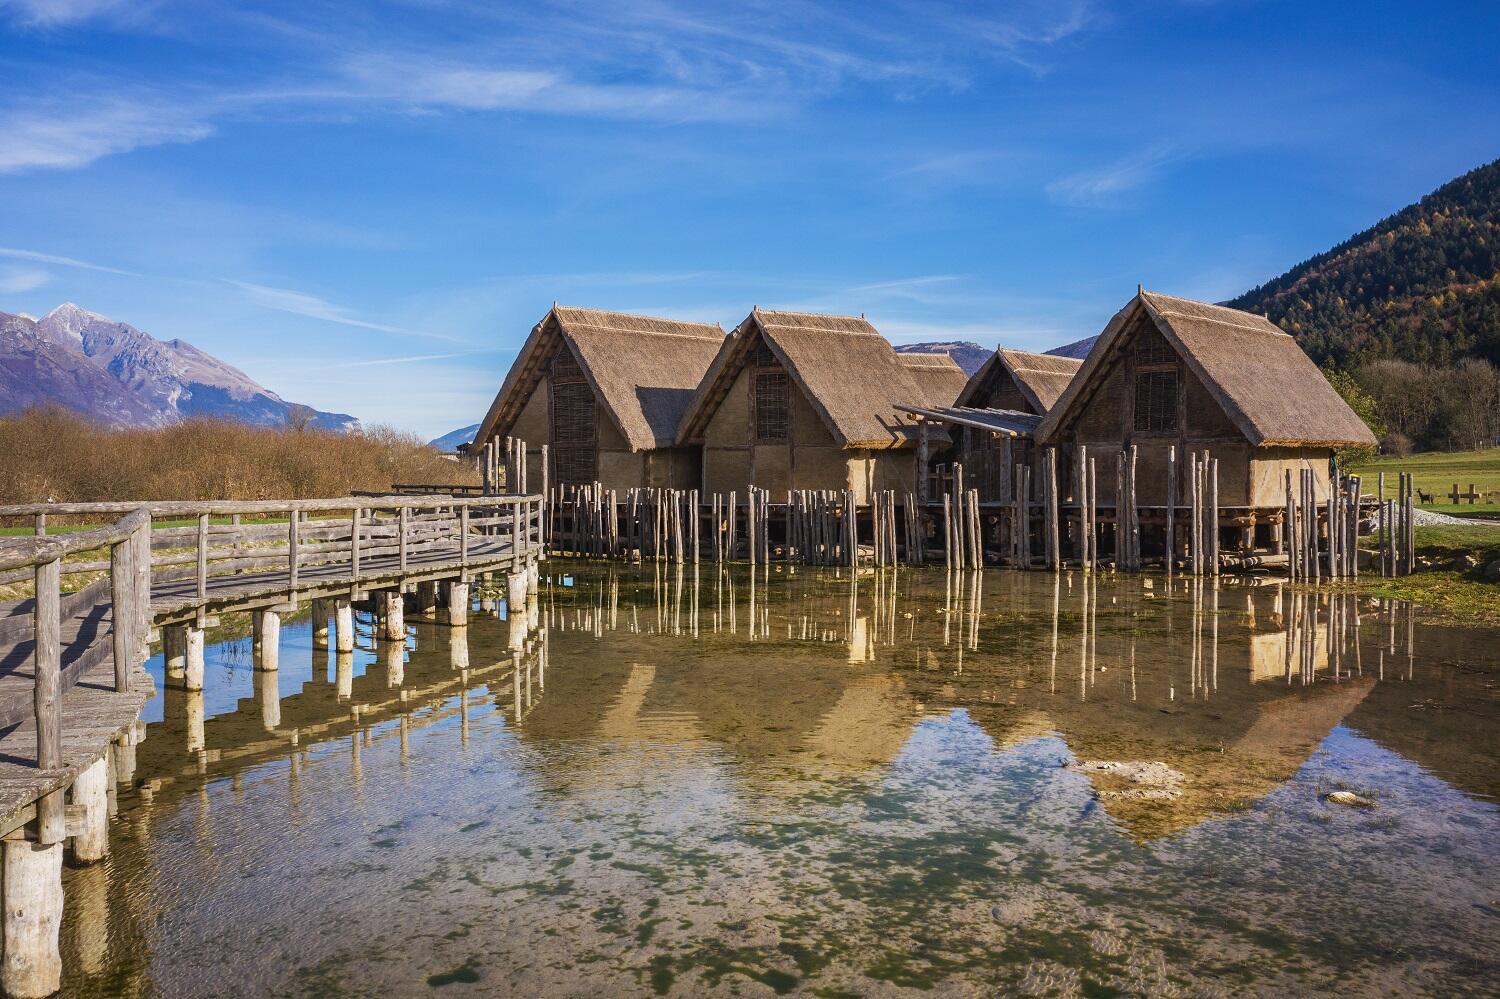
[{"x1": 61, "y1": 565, "x2": 1500, "y2": 997}]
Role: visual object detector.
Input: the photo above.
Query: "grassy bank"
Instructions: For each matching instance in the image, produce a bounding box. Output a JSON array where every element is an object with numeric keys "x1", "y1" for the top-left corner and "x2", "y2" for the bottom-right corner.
[
  {"x1": 0, "y1": 408, "x2": 476, "y2": 517},
  {"x1": 1355, "y1": 522, "x2": 1500, "y2": 625},
  {"x1": 1348, "y1": 448, "x2": 1500, "y2": 517}
]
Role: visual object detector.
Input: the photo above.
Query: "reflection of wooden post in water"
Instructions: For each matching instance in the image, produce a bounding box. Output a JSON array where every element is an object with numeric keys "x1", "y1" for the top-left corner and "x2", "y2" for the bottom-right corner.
[
  {"x1": 253, "y1": 610, "x2": 280, "y2": 672},
  {"x1": 185, "y1": 690, "x2": 205, "y2": 754},
  {"x1": 336, "y1": 651, "x2": 354, "y2": 701},
  {"x1": 449, "y1": 627, "x2": 469, "y2": 670},
  {"x1": 3, "y1": 839, "x2": 63, "y2": 997},
  {"x1": 334, "y1": 598, "x2": 354, "y2": 653},
  {"x1": 67, "y1": 864, "x2": 109, "y2": 978},
  {"x1": 256, "y1": 668, "x2": 280, "y2": 730},
  {"x1": 447, "y1": 581, "x2": 470, "y2": 627},
  {"x1": 382, "y1": 639, "x2": 404, "y2": 687}
]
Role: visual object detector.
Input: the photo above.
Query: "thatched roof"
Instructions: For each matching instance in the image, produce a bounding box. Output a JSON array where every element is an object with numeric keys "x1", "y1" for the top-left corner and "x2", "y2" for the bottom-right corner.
[
  {"x1": 473, "y1": 306, "x2": 724, "y2": 451},
  {"x1": 1037, "y1": 290, "x2": 1378, "y2": 448},
  {"x1": 898, "y1": 353, "x2": 969, "y2": 407},
  {"x1": 956, "y1": 347, "x2": 1082, "y2": 413},
  {"x1": 678, "y1": 308, "x2": 938, "y2": 449}
]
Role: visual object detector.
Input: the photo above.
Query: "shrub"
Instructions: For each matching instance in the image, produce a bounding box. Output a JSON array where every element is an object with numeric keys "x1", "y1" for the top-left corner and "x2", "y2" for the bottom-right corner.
[{"x1": 0, "y1": 407, "x2": 477, "y2": 509}]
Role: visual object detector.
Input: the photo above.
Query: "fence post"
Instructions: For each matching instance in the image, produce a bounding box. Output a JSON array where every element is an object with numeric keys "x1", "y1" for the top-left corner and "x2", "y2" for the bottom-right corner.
[
  {"x1": 33, "y1": 556, "x2": 62, "y2": 773},
  {"x1": 399, "y1": 505, "x2": 409, "y2": 573},
  {"x1": 350, "y1": 507, "x2": 362, "y2": 580},
  {"x1": 196, "y1": 512, "x2": 209, "y2": 600},
  {"x1": 111, "y1": 534, "x2": 134, "y2": 693}
]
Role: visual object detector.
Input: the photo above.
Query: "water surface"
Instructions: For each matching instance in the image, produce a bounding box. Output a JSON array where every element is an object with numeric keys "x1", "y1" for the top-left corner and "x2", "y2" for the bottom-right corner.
[{"x1": 62, "y1": 565, "x2": 1500, "y2": 996}]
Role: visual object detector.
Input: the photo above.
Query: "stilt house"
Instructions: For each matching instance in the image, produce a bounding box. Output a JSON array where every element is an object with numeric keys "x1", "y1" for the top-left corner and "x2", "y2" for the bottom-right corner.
[
  {"x1": 676, "y1": 309, "x2": 955, "y2": 502},
  {"x1": 898, "y1": 348, "x2": 1083, "y2": 501},
  {"x1": 1036, "y1": 289, "x2": 1377, "y2": 552},
  {"x1": 472, "y1": 306, "x2": 724, "y2": 490}
]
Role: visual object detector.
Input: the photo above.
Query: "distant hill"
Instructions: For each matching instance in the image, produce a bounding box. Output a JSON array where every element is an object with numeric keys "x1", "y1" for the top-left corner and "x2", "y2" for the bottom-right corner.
[
  {"x1": 0, "y1": 303, "x2": 359, "y2": 430},
  {"x1": 893, "y1": 341, "x2": 990, "y2": 375},
  {"x1": 1046, "y1": 336, "x2": 1096, "y2": 360},
  {"x1": 430, "y1": 423, "x2": 480, "y2": 453},
  {"x1": 1229, "y1": 158, "x2": 1500, "y2": 368}
]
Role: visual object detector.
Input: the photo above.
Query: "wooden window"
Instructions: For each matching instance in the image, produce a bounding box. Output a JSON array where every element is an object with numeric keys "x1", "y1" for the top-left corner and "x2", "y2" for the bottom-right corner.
[
  {"x1": 551, "y1": 380, "x2": 595, "y2": 445},
  {"x1": 1136, "y1": 331, "x2": 1176, "y2": 365},
  {"x1": 1134, "y1": 369, "x2": 1178, "y2": 434},
  {"x1": 754, "y1": 371, "x2": 790, "y2": 442}
]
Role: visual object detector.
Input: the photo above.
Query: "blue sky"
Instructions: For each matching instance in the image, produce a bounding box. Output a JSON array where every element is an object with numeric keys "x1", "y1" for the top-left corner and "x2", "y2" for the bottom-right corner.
[{"x1": 1, "y1": 0, "x2": 1496, "y2": 438}]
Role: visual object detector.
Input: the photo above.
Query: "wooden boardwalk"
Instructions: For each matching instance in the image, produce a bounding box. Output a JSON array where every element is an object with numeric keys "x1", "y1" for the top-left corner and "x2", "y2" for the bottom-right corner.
[{"x1": 0, "y1": 493, "x2": 542, "y2": 997}]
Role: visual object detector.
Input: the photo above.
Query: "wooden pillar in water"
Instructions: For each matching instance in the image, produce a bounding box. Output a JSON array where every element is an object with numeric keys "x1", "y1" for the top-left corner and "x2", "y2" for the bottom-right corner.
[
  {"x1": 447, "y1": 581, "x2": 470, "y2": 627},
  {"x1": 163, "y1": 624, "x2": 187, "y2": 686},
  {"x1": 379, "y1": 591, "x2": 404, "y2": 642},
  {"x1": 68, "y1": 758, "x2": 111, "y2": 864},
  {"x1": 3, "y1": 839, "x2": 63, "y2": 998},
  {"x1": 310, "y1": 598, "x2": 331, "y2": 648},
  {"x1": 334, "y1": 598, "x2": 354, "y2": 653},
  {"x1": 254, "y1": 610, "x2": 280, "y2": 671},
  {"x1": 184, "y1": 625, "x2": 205, "y2": 691}
]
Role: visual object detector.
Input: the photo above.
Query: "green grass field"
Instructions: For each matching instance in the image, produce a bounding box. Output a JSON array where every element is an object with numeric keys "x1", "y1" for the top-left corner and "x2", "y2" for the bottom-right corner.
[{"x1": 1348, "y1": 448, "x2": 1500, "y2": 517}]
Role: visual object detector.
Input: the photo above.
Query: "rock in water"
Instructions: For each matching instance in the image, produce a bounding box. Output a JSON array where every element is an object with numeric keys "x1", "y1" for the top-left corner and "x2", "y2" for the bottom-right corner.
[{"x1": 1324, "y1": 790, "x2": 1376, "y2": 808}]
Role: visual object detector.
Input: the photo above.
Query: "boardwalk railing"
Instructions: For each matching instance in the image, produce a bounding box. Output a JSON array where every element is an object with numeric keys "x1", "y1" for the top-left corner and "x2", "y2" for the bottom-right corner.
[
  {"x1": 0, "y1": 510, "x2": 151, "y2": 776},
  {"x1": 2, "y1": 494, "x2": 542, "y2": 620}
]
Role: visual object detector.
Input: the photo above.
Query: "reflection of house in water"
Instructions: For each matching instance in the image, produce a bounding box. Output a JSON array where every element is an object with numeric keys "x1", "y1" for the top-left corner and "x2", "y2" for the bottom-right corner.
[{"x1": 537, "y1": 568, "x2": 1494, "y2": 840}]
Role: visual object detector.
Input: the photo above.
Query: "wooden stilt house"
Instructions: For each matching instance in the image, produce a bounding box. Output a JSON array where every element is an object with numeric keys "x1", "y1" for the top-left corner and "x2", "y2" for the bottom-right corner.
[
  {"x1": 676, "y1": 309, "x2": 955, "y2": 502},
  {"x1": 472, "y1": 306, "x2": 724, "y2": 490},
  {"x1": 1036, "y1": 289, "x2": 1377, "y2": 555},
  {"x1": 898, "y1": 348, "x2": 1083, "y2": 501}
]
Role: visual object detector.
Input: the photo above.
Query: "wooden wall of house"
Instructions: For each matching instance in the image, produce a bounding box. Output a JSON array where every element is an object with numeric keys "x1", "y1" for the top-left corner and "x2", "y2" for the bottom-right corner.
[
  {"x1": 1249, "y1": 448, "x2": 1333, "y2": 506},
  {"x1": 701, "y1": 362, "x2": 849, "y2": 496},
  {"x1": 500, "y1": 367, "x2": 699, "y2": 491},
  {"x1": 968, "y1": 367, "x2": 1032, "y2": 413},
  {"x1": 846, "y1": 450, "x2": 919, "y2": 505},
  {"x1": 1059, "y1": 316, "x2": 1266, "y2": 506}
]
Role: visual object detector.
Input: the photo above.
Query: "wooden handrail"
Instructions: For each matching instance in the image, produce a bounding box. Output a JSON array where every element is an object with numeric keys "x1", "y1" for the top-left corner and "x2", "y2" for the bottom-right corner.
[{"x1": 0, "y1": 493, "x2": 542, "y2": 518}]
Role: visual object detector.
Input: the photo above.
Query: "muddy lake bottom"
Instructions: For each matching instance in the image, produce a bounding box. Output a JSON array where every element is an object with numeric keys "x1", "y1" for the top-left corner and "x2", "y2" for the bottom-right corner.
[{"x1": 58, "y1": 563, "x2": 1500, "y2": 997}]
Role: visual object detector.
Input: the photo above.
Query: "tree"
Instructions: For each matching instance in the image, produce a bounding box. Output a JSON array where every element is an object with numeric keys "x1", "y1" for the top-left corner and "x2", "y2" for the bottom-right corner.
[{"x1": 1322, "y1": 365, "x2": 1384, "y2": 464}]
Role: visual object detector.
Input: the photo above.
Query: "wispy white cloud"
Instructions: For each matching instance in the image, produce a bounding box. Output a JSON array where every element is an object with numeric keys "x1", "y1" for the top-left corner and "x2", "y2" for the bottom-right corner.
[
  {"x1": 1045, "y1": 144, "x2": 1185, "y2": 207},
  {"x1": 226, "y1": 280, "x2": 470, "y2": 344},
  {"x1": 0, "y1": 99, "x2": 212, "y2": 173},
  {"x1": 0, "y1": 0, "x2": 126, "y2": 27},
  {"x1": 0, "y1": 265, "x2": 50, "y2": 293},
  {"x1": 0, "y1": 245, "x2": 146, "y2": 277},
  {"x1": 330, "y1": 350, "x2": 510, "y2": 369}
]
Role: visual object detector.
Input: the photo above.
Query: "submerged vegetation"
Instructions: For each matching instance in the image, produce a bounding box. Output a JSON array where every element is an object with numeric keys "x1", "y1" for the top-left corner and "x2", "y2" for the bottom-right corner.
[{"x1": 0, "y1": 407, "x2": 474, "y2": 507}]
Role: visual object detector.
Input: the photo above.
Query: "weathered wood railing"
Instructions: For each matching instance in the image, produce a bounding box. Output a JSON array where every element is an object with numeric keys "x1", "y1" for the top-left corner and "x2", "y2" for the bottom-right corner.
[
  {"x1": 0, "y1": 510, "x2": 152, "y2": 770},
  {"x1": 1, "y1": 494, "x2": 542, "y2": 618}
]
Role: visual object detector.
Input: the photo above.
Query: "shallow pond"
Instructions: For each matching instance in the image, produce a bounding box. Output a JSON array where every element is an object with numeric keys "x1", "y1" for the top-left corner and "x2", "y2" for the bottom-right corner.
[{"x1": 61, "y1": 564, "x2": 1500, "y2": 996}]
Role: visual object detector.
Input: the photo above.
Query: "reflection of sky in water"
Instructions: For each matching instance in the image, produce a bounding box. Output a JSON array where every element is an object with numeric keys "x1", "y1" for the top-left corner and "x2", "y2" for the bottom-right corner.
[{"x1": 61, "y1": 566, "x2": 1500, "y2": 997}]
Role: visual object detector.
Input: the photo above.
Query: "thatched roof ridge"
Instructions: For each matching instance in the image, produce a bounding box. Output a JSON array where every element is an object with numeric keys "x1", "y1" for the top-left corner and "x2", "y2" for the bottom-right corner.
[
  {"x1": 678, "y1": 308, "x2": 937, "y2": 449},
  {"x1": 1036, "y1": 290, "x2": 1378, "y2": 448},
  {"x1": 474, "y1": 305, "x2": 724, "y2": 452},
  {"x1": 898, "y1": 353, "x2": 968, "y2": 407},
  {"x1": 956, "y1": 346, "x2": 1082, "y2": 413}
]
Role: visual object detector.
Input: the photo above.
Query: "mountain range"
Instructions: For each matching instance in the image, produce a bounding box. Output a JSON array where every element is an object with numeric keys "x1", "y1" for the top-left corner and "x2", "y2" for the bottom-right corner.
[
  {"x1": 1229, "y1": 157, "x2": 1500, "y2": 368},
  {"x1": 0, "y1": 304, "x2": 358, "y2": 431}
]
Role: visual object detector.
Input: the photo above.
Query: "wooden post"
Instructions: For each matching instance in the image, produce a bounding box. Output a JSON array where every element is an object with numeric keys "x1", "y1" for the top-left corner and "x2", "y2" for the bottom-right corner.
[
  {"x1": 448, "y1": 581, "x2": 469, "y2": 627},
  {"x1": 195, "y1": 512, "x2": 209, "y2": 600},
  {"x1": 917, "y1": 421, "x2": 930, "y2": 504},
  {"x1": 69, "y1": 757, "x2": 111, "y2": 863},
  {"x1": 3, "y1": 838, "x2": 64, "y2": 998},
  {"x1": 1209, "y1": 457, "x2": 1219, "y2": 577},
  {"x1": 1044, "y1": 449, "x2": 1059, "y2": 570},
  {"x1": 380, "y1": 590, "x2": 404, "y2": 641},
  {"x1": 110, "y1": 535, "x2": 134, "y2": 692},
  {"x1": 335, "y1": 598, "x2": 354, "y2": 653},
  {"x1": 254, "y1": 610, "x2": 280, "y2": 671},
  {"x1": 350, "y1": 507, "x2": 362, "y2": 580},
  {"x1": 1165, "y1": 445, "x2": 1176, "y2": 572},
  {"x1": 398, "y1": 505, "x2": 409, "y2": 573},
  {"x1": 33, "y1": 556, "x2": 62, "y2": 778},
  {"x1": 288, "y1": 509, "x2": 300, "y2": 590},
  {"x1": 184, "y1": 625, "x2": 205, "y2": 691},
  {"x1": 1127, "y1": 445, "x2": 1139, "y2": 571}
]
